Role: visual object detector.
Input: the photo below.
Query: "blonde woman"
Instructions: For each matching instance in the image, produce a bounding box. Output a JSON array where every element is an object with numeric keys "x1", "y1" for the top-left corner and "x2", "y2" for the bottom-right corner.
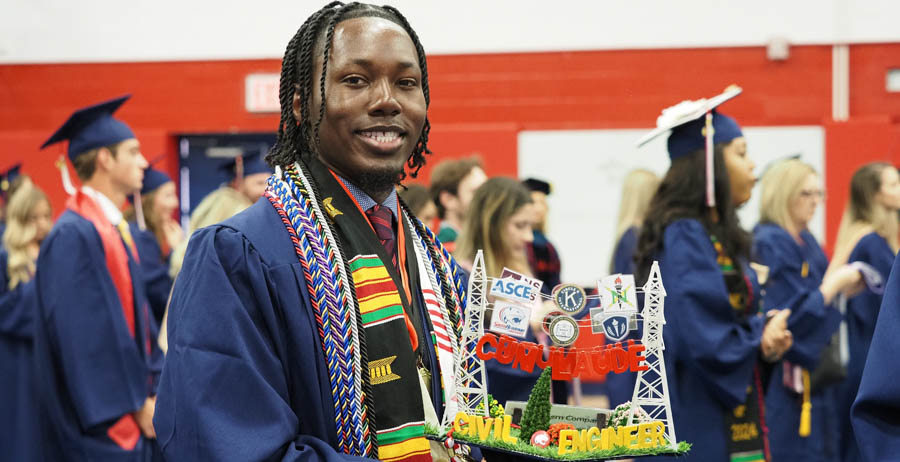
[
  {"x1": 1, "y1": 181, "x2": 52, "y2": 461},
  {"x1": 456, "y1": 177, "x2": 572, "y2": 407},
  {"x1": 752, "y1": 159, "x2": 862, "y2": 462},
  {"x1": 610, "y1": 170, "x2": 660, "y2": 276},
  {"x1": 827, "y1": 162, "x2": 900, "y2": 462},
  {"x1": 602, "y1": 169, "x2": 659, "y2": 408}
]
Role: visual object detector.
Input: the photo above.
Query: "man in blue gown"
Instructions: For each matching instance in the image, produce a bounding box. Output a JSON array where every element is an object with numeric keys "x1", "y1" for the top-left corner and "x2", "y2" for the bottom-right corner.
[
  {"x1": 155, "y1": 4, "x2": 474, "y2": 461},
  {"x1": 36, "y1": 95, "x2": 161, "y2": 461}
]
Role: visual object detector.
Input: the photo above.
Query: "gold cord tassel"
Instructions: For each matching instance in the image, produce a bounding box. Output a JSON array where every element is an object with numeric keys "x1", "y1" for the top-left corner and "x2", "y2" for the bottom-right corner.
[{"x1": 799, "y1": 369, "x2": 812, "y2": 437}]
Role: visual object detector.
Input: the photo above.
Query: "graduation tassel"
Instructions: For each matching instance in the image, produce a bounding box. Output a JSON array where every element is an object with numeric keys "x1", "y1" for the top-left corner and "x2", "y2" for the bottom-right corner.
[
  {"x1": 799, "y1": 368, "x2": 812, "y2": 437},
  {"x1": 56, "y1": 155, "x2": 77, "y2": 195},
  {"x1": 704, "y1": 110, "x2": 715, "y2": 208},
  {"x1": 133, "y1": 192, "x2": 147, "y2": 231}
]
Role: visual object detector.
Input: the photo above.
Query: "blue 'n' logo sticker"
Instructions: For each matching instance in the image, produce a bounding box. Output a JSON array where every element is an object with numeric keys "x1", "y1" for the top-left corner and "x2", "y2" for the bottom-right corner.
[{"x1": 603, "y1": 314, "x2": 630, "y2": 342}]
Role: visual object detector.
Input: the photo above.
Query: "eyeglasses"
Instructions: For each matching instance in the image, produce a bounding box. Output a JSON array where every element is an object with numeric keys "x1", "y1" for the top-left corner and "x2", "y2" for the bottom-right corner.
[{"x1": 798, "y1": 189, "x2": 825, "y2": 200}]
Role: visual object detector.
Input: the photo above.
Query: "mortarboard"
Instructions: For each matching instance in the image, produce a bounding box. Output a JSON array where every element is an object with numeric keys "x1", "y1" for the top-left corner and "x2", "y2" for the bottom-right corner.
[
  {"x1": 522, "y1": 178, "x2": 552, "y2": 196},
  {"x1": 220, "y1": 152, "x2": 272, "y2": 180},
  {"x1": 636, "y1": 85, "x2": 744, "y2": 207},
  {"x1": 1, "y1": 164, "x2": 22, "y2": 199},
  {"x1": 141, "y1": 168, "x2": 173, "y2": 195},
  {"x1": 40, "y1": 95, "x2": 136, "y2": 160}
]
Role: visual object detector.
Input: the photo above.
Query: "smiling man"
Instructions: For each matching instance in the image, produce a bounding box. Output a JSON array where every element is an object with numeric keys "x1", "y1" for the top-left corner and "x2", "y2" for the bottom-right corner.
[{"x1": 155, "y1": 3, "x2": 473, "y2": 462}]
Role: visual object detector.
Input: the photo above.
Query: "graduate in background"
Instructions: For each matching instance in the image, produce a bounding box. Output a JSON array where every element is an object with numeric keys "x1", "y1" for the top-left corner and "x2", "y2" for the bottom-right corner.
[
  {"x1": 851, "y1": 253, "x2": 900, "y2": 462},
  {"x1": 0, "y1": 181, "x2": 52, "y2": 461},
  {"x1": 429, "y1": 156, "x2": 487, "y2": 252},
  {"x1": 602, "y1": 168, "x2": 660, "y2": 409},
  {"x1": 610, "y1": 169, "x2": 660, "y2": 276},
  {"x1": 456, "y1": 177, "x2": 573, "y2": 406},
  {"x1": 634, "y1": 87, "x2": 793, "y2": 462},
  {"x1": 167, "y1": 153, "x2": 270, "y2": 279},
  {"x1": 125, "y1": 167, "x2": 182, "y2": 324},
  {"x1": 752, "y1": 159, "x2": 863, "y2": 462},
  {"x1": 36, "y1": 95, "x2": 161, "y2": 461},
  {"x1": 154, "y1": 4, "x2": 474, "y2": 460},
  {"x1": 826, "y1": 162, "x2": 900, "y2": 462},
  {"x1": 523, "y1": 178, "x2": 562, "y2": 296},
  {"x1": 0, "y1": 164, "x2": 29, "y2": 241},
  {"x1": 398, "y1": 183, "x2": 438, "y2": 229}
]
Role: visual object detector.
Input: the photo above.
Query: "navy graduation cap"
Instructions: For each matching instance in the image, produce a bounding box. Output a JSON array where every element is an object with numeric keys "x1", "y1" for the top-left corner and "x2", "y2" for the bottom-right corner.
[
  {"x1": 637, "y1": 85, "x2": 744, "y2": 207},
  {"x1": 522, "y1": 177, "x2": 552, "y2": 196},
  {"x1": 220, "y1": 152, "x2": 272, "y2": 180},
  {"x1": 141, "y1": 168, "x2": 172, "y2": 195},
  {"x1": 40, "y1": 95, "x2": 136, "y2": 160},
  {"x1": 1, "y1": 163, "x2": 22, "y2": 197}
]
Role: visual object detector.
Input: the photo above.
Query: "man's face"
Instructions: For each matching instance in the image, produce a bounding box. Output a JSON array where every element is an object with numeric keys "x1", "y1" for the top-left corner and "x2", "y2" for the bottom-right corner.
[
  {"x1": 530, "y1": 191, "x2": 548, "y2": 229},
  {"x1": 107, "y1": 138, "x2": 147, "y2": 194},
  {"x1": 306, "y1": 17, "x2": 426, "y2": 192}
]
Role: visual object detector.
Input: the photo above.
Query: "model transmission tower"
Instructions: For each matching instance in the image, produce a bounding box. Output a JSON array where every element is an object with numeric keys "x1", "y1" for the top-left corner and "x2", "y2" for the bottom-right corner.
[
  {"x1": 628, "y1": 261, "x2": 677, "y2": 449},
  {"x1": 442, "y1": 250, "x2": 490, "y2": 429}
]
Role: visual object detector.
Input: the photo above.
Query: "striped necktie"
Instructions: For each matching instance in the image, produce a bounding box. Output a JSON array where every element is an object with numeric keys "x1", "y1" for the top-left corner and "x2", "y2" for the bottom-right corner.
[{"x1": 365, "y1": 204, "x2": 397, "y2": 270}]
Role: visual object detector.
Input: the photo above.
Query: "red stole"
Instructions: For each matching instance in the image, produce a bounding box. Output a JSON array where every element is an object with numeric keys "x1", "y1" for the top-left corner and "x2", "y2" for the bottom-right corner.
[{"x1": 65, "y1": 190, "x2": 141, "y2": 451}]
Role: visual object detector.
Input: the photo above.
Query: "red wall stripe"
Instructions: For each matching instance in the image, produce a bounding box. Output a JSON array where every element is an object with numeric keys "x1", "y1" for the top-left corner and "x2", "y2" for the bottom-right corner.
[{"x1": 2, "y1": 44, "x2": 899, "y2": 252}]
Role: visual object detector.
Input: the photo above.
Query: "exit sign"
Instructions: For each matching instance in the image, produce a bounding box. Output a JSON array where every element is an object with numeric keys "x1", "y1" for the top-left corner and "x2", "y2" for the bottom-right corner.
[{"x1": 245, "y1": 73, "x2": 281, "y2": 113}]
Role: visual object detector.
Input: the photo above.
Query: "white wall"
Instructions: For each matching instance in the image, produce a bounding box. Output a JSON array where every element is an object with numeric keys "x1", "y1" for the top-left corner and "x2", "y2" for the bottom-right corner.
[
  {"x1": 518, "y1": 126, "x2": 825, "y2": 286},
  {"x1": 2, "y1": 0, "x2": 899, "y2": 63}
]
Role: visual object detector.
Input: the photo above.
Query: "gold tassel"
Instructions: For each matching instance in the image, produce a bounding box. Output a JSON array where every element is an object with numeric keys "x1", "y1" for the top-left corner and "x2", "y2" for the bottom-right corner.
[{"x1": 799, "y1": 369, "x2": 812, "y2": 437}]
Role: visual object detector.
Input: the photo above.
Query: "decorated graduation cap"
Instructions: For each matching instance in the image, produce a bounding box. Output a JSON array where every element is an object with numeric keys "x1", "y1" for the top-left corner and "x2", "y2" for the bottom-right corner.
[
  {"x1": 637, "y1": 85, "x2": 743, "y2": 207},
  {"x1": 522, "y1": 178, "x2": 552, "y2": 195},
  {"x1": 1, "y1": 163, "x2": 22, "y2": 200},
  {"x1": 40, "y1": 95, "x2": 136, "y2": 160}
]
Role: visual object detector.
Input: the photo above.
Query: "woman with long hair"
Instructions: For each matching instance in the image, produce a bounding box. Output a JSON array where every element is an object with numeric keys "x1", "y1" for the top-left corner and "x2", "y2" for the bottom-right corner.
[
  {"x1": 125, "y1": 167, "x2": 183, "y2": 323},
  {"x1": 610, "y1": 169, "x2": 660, "y2": 275},
  {"x1": 634, "y1": 94, "x2": 793, "y2": 461},
  {"x1": 828, "y1": 162, "x2": 900, "y2": 462},
  {"x1": 602, "y1": 169, "x2": 660, "y2": 409},
  {"x1": 752, "y1": 159, "x2": 862, "y2": 462},
  {"x1": 456, "y1": 177, "x2": 570, "y2": 407},
  {"x1": 0, "y1": 181, "x2": 52, "y2": 461}
]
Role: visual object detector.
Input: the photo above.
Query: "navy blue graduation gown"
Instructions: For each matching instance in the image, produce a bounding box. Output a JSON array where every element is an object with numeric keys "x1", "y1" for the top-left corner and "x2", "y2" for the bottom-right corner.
[
  {"x1": 603, "y1": 225, "x2": 640, "y2": 407},
  {"x1": 33, "y1": 211, "x2": 161, "y2": 461},
  {"x1": 129, "y1": 223, "x2": 173, "y2": 323},
  {"x1": 648, "y1": 219, "x2": 764, "y2": 462},
  {"x1": 838, "y1": 232, "x2": 896, "y2": 462},
  {"x1": 154, "y1": 199, "x2": 380, "y2": 461},
  {"x1": 0, "y1": 249, "x2": 40, "y2": 461},
  {"x1": 851, "y1": 252, "x2": 900, "y2": 462},
  {"x1": 752, "y1": 224, "x2": 841, "y2": 462}
]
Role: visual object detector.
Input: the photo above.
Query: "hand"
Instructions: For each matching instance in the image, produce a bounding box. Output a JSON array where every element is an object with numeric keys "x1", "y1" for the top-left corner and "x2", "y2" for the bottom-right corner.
[
  {"x1": 162, "y1": 220, "x2": 185, "y2": 251},
  {"x1": 26, "y1": 241, "x2": 40, "y2": 261},
  {"x1": 821, "y1": 264, "x2": 864, "y2": 303},
  {"x1": 761, "y1": 309, "x2": 793, "y2": 362},
  {"x1": 133, "y1": 396, "x2": 157, "y2": 439}
]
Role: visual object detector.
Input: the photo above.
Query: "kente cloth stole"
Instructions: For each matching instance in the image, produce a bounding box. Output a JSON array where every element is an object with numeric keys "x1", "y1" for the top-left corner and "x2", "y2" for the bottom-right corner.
[
  {"x1": 265, "y1": 161, "x2": 466, "y2": 461},
  {"x1": 711, "y1": 235, "x2": 770, "y2": 462}
]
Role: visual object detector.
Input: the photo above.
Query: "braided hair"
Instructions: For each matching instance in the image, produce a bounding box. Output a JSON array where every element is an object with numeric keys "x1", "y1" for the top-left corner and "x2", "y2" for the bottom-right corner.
[{"x1": 267, "y1": 2, "x2": 432, "y2": 181}]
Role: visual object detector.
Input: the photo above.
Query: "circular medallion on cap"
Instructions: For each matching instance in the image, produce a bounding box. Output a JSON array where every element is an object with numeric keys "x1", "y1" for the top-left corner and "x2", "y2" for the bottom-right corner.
[
  {"x1": 553, "y1": 283, "x2": 587, "y2": 313},
  {"x1": 548, "y1": 315, "x2": 579, "y2": 346}
]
